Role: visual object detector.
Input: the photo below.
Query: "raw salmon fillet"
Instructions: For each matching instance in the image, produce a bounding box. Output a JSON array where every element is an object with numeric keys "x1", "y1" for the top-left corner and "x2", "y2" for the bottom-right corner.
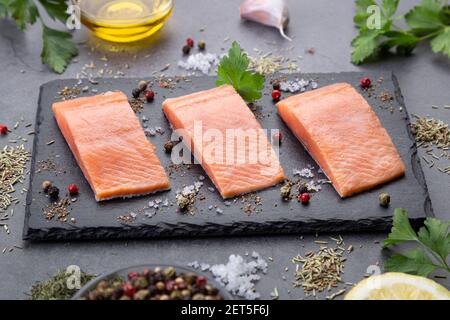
[
  {"x1": 163, "y1": 85, "x2": 285, "y2": 199},
  {"x1": 277, "y1": 83, "x2": 405, "y2": 198},
  {"x1": 52, "y1": 91, "x2": 170, "y2": 201}
]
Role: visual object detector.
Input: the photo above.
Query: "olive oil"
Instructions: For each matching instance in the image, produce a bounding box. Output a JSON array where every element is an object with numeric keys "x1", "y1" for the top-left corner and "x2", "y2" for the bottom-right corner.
[{"x1": 78, "y1": 0, "x2": 173, "y2": 43}]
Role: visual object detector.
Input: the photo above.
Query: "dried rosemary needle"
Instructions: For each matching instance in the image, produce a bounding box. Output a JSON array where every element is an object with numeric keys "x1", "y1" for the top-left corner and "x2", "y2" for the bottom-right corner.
[{"x1": 0, "y1": 145, "x2": 30, "y2": 211}]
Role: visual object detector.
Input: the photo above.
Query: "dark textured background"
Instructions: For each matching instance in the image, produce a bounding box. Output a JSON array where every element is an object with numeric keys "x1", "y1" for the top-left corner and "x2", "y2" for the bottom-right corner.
[{"x1": 0, "y1": 0, "x2": 449, "y2": 299}]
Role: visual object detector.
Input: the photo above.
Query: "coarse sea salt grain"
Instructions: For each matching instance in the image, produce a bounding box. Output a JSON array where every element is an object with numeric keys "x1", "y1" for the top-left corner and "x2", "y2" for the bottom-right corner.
[
  {"x1": 210, "y1": 252, "x2": 267, "y2": 300},
  {"x1": 178, "y1": 53, "x2": 219, "y2": 75},
  {"x1": 293, "y1": 168, "x2": 314, "y2": 178}
]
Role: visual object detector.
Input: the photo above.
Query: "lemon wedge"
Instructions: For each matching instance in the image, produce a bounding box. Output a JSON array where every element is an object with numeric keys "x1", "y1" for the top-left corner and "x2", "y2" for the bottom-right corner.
[{"x1": 345, "y1": 272, "x2": 450, "y2": 300}]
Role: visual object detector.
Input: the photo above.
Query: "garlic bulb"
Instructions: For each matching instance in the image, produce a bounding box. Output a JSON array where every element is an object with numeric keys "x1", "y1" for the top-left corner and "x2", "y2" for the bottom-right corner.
[{"x1": 240, "y1": 0, "x2": 291, "y2": 41}]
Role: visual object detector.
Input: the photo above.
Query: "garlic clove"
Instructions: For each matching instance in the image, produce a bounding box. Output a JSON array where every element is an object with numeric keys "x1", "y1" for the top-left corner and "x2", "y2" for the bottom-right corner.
[{"x1": 240, "y1": 0, "x2": 292, "y2": 41}]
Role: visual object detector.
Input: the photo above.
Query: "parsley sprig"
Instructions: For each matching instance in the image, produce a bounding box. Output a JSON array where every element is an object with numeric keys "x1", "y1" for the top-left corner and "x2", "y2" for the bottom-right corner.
[
  {"x1": 384, "y1": 208, "x2": 450, "y2": 277},
  {"x1": 216, "y1": 41, "x2": 265, "y2": 103},
  {"x1": 0, "y1": 0, "x2": 77, "y2": 73},
  {"x1": 352, "y1": 0, "x2": 450, "y2": 64}
]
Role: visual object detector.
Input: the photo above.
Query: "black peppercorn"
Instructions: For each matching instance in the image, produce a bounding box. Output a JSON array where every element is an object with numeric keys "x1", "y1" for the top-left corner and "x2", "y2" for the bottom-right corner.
[
  {"x1": 47, "y1": 186, "x2": 59, "y2": 199},
  {"x1": 272, "y1": 81, "x2": 281, "y2": 90},
  {"x1": 298, "y1": 183, "x2": 309, "y2": 195},
  {"x1": 132, "y1": 88, "x2": 141, "y2": 98},
  {"x1": 182, "y1": 45, "x2": 191, "y2": 55}
]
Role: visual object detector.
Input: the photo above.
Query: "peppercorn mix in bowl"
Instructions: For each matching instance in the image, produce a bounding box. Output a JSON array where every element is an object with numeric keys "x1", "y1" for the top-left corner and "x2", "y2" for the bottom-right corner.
[{"x1": 73, "y1": 264, "x2": 232, "y2": 300}]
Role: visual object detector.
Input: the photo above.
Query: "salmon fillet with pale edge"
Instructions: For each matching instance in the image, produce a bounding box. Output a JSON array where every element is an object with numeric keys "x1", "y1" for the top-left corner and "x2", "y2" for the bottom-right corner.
[
  {"x1": 163, "y1": 85, "x2": 285, "y2": 199},
  {"x1": 52, "y1": 91, "x2": 170, "y2": 201},
  {"x1": 277, "y1": 83, "x2": 405, "y2": 198}
]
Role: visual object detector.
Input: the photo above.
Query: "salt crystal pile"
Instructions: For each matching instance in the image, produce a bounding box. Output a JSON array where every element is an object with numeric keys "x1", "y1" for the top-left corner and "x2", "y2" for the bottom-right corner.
[
  {"x1": 293, "y1": 167, "x2": 314, "y2": 178},
  {"x1": 178, "y1": 53, "x2": 219, "y2": 75},
  {"x1": 280, "y1": 78, "x2": 319, "y2": 93},
  {"x1": 209, "y1": 252, "x2": 268, "y2": 300}
]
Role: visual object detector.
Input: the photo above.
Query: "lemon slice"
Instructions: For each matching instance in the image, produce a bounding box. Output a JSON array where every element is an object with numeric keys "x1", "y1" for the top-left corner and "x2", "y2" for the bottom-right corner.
[{"x1": 345, "y1": 272, "x2": 450, "y2": 300}]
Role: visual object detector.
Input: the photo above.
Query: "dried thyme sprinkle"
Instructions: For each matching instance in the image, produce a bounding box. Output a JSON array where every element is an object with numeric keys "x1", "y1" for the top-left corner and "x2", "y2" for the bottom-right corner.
[
  {"x1": 31, "y1": 270, "x2": 96, "y2": 300},
  {"x1": 411, "y1": 115, "x2": 450, "y2": 149},
  {"x1": 0, "y1": 145, "x2": 30, "y2": 211},
  {"x1": 292, "y1": 241, "x2": 346, "y2": 296}
]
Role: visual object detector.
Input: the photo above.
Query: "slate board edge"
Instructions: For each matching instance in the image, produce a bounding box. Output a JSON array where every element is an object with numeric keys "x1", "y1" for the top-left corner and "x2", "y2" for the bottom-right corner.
[
  {"x1": 391, "y1": 73, "x2": 434, "y2": 217},
  {"x1": 23, "y1": 73, "x2": 431, "y2": 241}
]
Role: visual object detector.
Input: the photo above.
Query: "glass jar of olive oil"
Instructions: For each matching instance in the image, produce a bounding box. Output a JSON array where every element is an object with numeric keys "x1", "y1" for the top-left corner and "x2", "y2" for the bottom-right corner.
[{"x1": 75, "y1": 0, "x2": 173, "y2": 43}]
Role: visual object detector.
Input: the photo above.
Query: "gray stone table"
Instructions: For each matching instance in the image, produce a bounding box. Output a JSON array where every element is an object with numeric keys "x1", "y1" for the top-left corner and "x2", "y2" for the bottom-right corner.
[{"x1": 0, "y1": 0, "x2": 449, "y2": 299}]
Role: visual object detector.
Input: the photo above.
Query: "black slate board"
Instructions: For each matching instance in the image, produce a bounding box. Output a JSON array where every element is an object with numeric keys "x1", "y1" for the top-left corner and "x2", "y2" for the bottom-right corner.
[{"x1": 23, "y1": 72, "x2": 433, "y2": 241}]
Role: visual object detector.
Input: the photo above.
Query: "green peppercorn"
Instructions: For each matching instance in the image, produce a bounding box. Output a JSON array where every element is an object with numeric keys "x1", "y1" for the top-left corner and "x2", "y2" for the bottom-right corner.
[
  {"x1": 181, "y1": 289, "x2": 191, "y2": 297},
  {"x1": 185, "y1": 273, "x2": 197, "y2": 285},
  {"x1": 164, "y1": 266, "x2": 176, "y2": 280},
  {"x1": 134, "y1": 289, "x2": 149, "y2": 300},
  {"x1": 379, "y1": 192, "x2": 391, "y2": 207},
  {"x1": 177, "y1": 194, "x2": 190, "y2": 211},
  {"x1": 132, "y1": 276, "x2": 148, "y2": 289},
  {"x1": 42, "y1": 180, "x2": 52, "y2": 193},
  {"x1": 198, "y1": 40, "x2": 206, "y2": 50},
  {"x1": 193, "y1": 293, "x2": 205, "y2": 300},
  {"x1": 164, "y1": 140, "x2": 174, "y2": 153},
  {"x1": 280, "y1": 183, "x2": 291, "y2": 199},
  {"x1": 155, "y1": 281, "x2": 165, "y2": 291},
  {"x1": 170, "y1": 290, "x2": 182, "y2": 299},
  {"x1": 159, "y1": 294, "x2": 170, "y2": 300}
]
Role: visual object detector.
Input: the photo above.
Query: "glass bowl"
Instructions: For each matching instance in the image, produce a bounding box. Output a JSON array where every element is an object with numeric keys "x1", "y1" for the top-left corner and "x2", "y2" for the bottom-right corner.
[
  {"x1": 72, "y1": 264, "x2": 234, "y2": 300},
  {"x1": 74, "y1": 0, "x2": 173, "y2": 43}
]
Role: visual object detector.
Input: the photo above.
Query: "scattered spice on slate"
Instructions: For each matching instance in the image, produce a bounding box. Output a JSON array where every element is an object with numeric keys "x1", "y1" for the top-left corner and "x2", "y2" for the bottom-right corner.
[
  {"x1": 378, "y1": 192, "x2": 390, "y2": 207},
  {"x1": 292, "y1": 242, "x2": 346, "y2": 297},
  {"x1": 58, "y1": 86, "x2": 81, "y2": 100},
  {"x1": 240, "y1": 193, "x2": 262, "y2": 215},
  {"x1": 31, "y1": 270, "x2": 96, "y2": 300},
  {"x1": 378, "y1": 91, "x2": 394, "y2": 103},
  {"x1": 43, "y1": 197, "x2": 70, "y2": 221},
  {"x1": 129, "y1": 98, "x2": 145, "y2": 113},
  {"x1": 0, "y1": 145, "x2": 30, "y2": 210},
  {"x1": 82, "y1": 266, "x2": 223, "y2": 300}
]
